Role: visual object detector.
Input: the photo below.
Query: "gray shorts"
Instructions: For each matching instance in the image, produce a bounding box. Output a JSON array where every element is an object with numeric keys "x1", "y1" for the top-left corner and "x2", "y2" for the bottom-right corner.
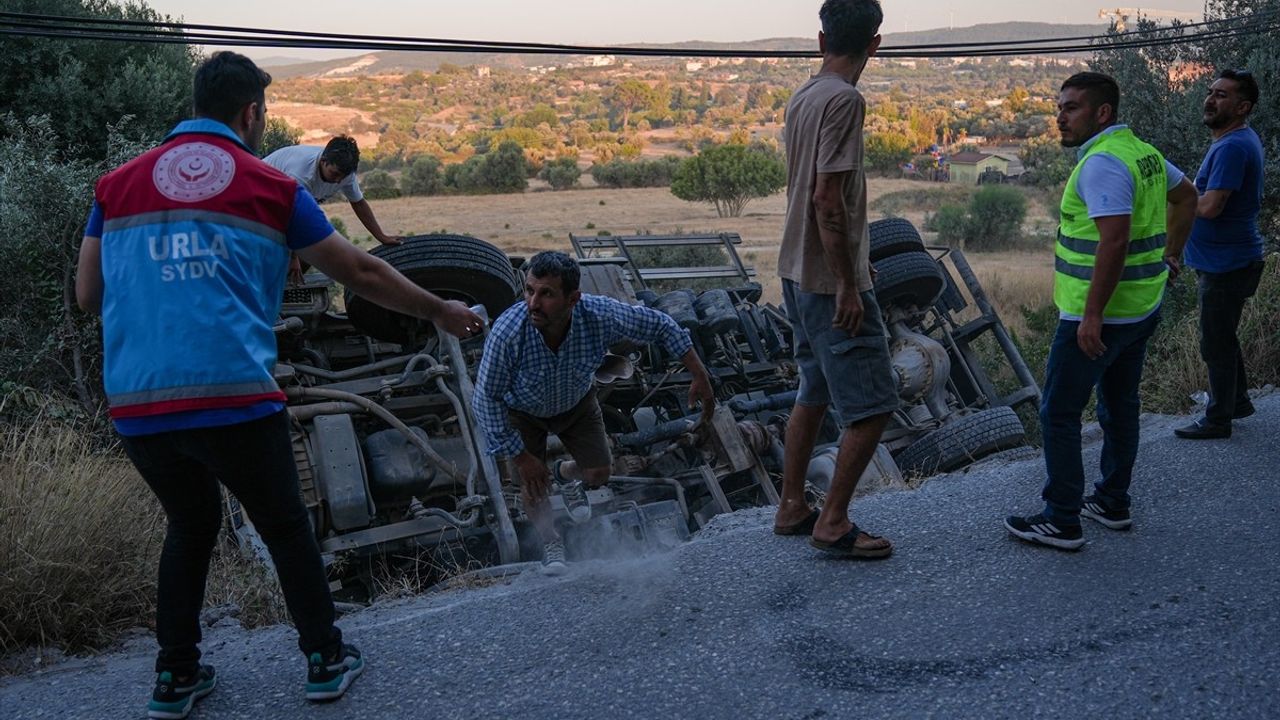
[{"x1": 783, "y1": 280, "x2": 899, "y2": 426}]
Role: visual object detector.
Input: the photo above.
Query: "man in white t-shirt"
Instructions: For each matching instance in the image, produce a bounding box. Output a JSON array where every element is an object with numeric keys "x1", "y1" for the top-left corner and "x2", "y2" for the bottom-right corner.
[{"x1": 265, "y1": 136, "x2": 401, "y2": 247}]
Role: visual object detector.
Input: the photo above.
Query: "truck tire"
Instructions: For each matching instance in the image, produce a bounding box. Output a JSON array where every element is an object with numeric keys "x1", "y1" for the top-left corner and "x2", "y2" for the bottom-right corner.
[
  {"x1": 869, "y1": 217, "x2": 926, "y2": 261},
  {"x1": 895, "y1": 406, "x2": 1026, "y2": 477},
  {"x1": 872, "y1": 251, "x2": 946, "y2": 310},
  {"x1": 346, "y1": 234, "x2": 521, "y2": 344}
]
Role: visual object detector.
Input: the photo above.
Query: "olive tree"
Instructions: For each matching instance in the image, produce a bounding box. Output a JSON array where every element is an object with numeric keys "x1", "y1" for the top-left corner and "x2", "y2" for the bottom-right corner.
[
  {"x1": 670, "y1": 143, "x2": 786, "y2": 218},
  {"x1": 0, "y1": 0, "x2": 193, "y2": 419}
]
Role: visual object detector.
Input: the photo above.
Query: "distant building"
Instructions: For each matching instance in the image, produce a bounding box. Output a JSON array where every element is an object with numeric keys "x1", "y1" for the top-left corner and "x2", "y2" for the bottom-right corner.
[
  {"x1": 475, "y1": 66, "x2": 490, "y2": 78},
  {"x1": 949, "y1": 151, "x2": 1010, "y2": 185},
  {"x1": 584, "y1": 55, "x2": 616, "y2": 67},
  {"x1": 984, "y1": 99, "x2": 1005, "y2": 108},
  {"x1": 685, "y1": 61, "x2": 705, "y2": 72}
]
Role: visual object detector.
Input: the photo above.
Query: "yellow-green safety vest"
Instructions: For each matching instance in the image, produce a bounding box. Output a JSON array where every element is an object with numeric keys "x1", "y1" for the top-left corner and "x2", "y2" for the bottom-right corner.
[{"x1": 1055, "y1": 127, "x2": 1168, "y2": 320}]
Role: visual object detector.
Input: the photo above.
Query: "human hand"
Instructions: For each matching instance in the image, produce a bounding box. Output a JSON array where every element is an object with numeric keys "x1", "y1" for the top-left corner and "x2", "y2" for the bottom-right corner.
[
  {"x1": 1076, "y1": 315, "x2": 1107, "y2": 360},
  {"x1": 833, "y1": 283, "x2": 865, "y2": 333},
  {"x1": 378, "y1": 234, "x2": 404, "y2": 246},
  {"x1": 688, "y1": 370, "x2": 716, "y2": 426},
  {"x1": 1164, "y1": 254, "x2": 1181, "y2": 282},
  {"x1": 515, "y1": 452, "x2": 551, "y2": 501},
  {"x1": 435, "y1": 300, "x2": 486, "y2": 338},
  {"x1": 287, "y1": 254, "x2": 304, "y2": 285}
]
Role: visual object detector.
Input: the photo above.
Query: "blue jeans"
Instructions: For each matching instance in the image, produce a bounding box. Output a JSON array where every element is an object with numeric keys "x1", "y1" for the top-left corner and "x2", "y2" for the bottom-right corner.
[{"x1": 1039, "y1": 312, "x2": 1160, "y2": 523}]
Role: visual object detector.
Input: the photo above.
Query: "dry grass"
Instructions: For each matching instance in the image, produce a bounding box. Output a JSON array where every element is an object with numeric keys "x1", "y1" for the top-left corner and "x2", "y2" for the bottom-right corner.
[
  {"x1": 0, "y1": 414, "x2": 163, "y2": 655},
  {"x1": 0, "y1": 412, "x2": 289, "y2": 662}
]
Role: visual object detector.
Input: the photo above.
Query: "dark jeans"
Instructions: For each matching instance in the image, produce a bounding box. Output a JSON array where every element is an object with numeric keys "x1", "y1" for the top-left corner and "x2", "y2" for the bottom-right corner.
[
  {"x1": 120, "y1": 410, "x2": 341, "y2": 675},
  {"x1": 1039, "y1": 312, "x2": 1160, "y2": 523},
  {"x1": 1198, "y1": 261, "x2": 1266, "y2": 425}
]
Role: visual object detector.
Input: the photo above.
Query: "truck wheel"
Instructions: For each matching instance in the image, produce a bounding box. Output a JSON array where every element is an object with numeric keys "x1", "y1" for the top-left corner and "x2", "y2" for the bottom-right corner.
[
  {"x1": 872, "y1": 251, "x2": 946, "y2": 310},
  {"x1": 869, "y1": 217, "x2": 926, "y2": 261},
  {"x1": 346, "y1": 234, "x2": 521, "y2": 344},
  {"x1": 895, "y1": 406, "x2": 1026, "y2": 477}
]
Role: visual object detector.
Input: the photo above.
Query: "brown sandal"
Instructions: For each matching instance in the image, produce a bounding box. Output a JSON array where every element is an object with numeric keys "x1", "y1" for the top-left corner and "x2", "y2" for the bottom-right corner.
[{"x1": 773, "y1": 508, "x2": 821, "y2": 536}]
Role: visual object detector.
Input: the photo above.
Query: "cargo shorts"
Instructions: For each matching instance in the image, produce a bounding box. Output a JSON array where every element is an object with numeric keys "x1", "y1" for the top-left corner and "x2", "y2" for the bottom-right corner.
[
  {"x1": 507, "y1": 387, "x2": 613, "y2": 470},
  {"x1": 783, "y1": 279, "x2": 899, "y2": 426}
]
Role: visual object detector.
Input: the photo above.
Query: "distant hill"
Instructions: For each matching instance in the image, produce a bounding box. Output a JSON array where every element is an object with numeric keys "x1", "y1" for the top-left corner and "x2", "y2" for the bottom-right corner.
[
  {"x1": 266, "y1": 21, "x2": 1109, "y2": 79},
  {"x1": 255, "y1": 55, "x2": 321, "y2": 68}
]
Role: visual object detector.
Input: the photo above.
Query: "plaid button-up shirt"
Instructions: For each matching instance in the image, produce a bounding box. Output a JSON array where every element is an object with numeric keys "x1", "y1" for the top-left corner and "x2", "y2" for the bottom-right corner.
[{"x1": 473, "y1": 293, "x2": 693, "y2": 458}]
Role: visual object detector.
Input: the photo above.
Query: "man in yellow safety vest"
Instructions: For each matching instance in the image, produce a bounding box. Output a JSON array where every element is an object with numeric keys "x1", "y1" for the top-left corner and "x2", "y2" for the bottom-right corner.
[{"x1": 1005, "y1": 72, "x2": 1198, "y2": 551}]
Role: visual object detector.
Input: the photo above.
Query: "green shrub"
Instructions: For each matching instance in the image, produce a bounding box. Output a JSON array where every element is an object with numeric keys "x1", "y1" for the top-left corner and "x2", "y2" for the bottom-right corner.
[
  {"x1": 964, "y1": 185, "x2": 1027, "y2": 251},
  {"x1": 925, "y1": 204, "x2": 970, "y2": 248},
  {"x1": 443, "y1": 141, "x2": 528, "y2": 194},
  {"x1": 540, "y1": 157, "x2": 581, "y2": 190},
  {"x1": 361, "y1": 169, "x2": 400, "y2": 200},
  {"x1": 401, "y1": 155, "x2": 443, "y2": 196},
  {"x1": 590, "y1": 156, "x2": 682, "y2": 188}
]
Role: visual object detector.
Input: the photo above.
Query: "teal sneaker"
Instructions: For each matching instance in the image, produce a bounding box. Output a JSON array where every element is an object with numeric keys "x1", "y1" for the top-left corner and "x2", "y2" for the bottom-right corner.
[
  {"x1": 147, "y1": 665, "x2": 216, "y2": 719},
  {"x1": 305, "y1": 643, "x2": 364, "y2": 701}
]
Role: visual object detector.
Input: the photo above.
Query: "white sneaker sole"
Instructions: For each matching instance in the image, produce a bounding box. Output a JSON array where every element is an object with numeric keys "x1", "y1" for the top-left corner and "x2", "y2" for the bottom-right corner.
[
  {"x1": 1004, "y1": 520, "x2": 1086, "y2": 550},
  {"x1": 540, "y1": 560, "x2": 568, "y2": 576},
  {"x1": 1080, "y1": 506, "x2": 1132, "y2": 530},
  {"x1": 306, "y1": 658, "x2": 364, "y2": 701}
]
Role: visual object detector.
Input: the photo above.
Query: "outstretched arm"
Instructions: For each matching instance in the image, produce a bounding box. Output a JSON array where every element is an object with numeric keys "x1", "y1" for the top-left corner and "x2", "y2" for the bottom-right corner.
[
  {"x1": 297, "y1": 233, "x2": 480, "y2": 336},
  {"x1": 350, "y1": 199, "x2": 402, "y2": 245}
]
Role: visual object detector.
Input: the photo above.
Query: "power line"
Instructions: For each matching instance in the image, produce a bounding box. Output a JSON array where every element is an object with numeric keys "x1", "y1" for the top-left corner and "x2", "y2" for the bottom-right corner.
[{"x1": 1, "y1": 10, "x2": 1274, "y2": 60}]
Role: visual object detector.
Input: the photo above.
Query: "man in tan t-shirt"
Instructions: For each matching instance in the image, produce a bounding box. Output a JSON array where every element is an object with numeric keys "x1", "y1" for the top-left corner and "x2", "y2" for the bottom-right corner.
[{"x1": 772, "y1": 0, "x2": 898, "y2": 559}]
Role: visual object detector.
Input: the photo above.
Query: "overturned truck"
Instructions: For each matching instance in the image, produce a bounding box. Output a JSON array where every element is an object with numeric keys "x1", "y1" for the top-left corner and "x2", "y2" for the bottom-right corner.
[{"x1": 240, "y1": 221, "x2": 1039, "y2": 594}]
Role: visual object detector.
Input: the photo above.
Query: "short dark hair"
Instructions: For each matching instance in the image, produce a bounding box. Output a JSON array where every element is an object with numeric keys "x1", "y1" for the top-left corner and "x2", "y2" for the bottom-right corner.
[
  {"x1": 1219, "y1": 68, "x2": 1260, "y2": 109},
  {"x1": 1061, "y1": 72, "x2": 1121, "y2": 119},
  {"x1": 819, "y1": 0, "x2": 883, "y2": 58},
  {"x1": 526, "y1": 251, "x2": 580, "y2": 295},
  {"x1": 321, "y1": 135, "x2": 360, "y2": 176},
  {"x1": 193, "y1": 51, "x2": 271, "y2": 125}
]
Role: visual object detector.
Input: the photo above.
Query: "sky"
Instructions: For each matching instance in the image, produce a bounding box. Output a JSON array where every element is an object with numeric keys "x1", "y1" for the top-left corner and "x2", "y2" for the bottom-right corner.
[{"x1": 140, "y1": 0, "x2": 1209, "y2": 61}]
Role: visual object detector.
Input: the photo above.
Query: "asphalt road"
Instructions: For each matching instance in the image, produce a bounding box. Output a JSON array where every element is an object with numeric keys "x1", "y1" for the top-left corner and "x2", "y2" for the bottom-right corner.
[{"x1": 3, "y1": 396, "x2": 1277, "y2": 719}]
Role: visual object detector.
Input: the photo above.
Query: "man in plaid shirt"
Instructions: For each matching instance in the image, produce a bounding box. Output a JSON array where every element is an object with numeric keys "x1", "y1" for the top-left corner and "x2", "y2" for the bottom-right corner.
[{"x1": 475, "y1": 251, "x2": 715, "y2": 572}]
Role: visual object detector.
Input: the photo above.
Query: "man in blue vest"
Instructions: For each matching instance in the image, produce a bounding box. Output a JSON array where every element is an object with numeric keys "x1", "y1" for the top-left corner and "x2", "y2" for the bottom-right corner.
[
  {"x1": 1005, "y1": 72, "x2": 1197, "y2": 551},
  {"x1": 1174, "y1": 69, "x2": 1267, "y2": 440},
  {"x1": 76, "y1": 52, "x2": 482, "y2": 718}
]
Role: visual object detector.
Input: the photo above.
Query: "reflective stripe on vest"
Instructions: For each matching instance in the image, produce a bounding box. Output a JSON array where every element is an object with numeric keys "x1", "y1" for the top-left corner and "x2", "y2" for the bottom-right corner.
[{"x1": 1055, "y1": 127, "x2": 1168, "y2": 320}]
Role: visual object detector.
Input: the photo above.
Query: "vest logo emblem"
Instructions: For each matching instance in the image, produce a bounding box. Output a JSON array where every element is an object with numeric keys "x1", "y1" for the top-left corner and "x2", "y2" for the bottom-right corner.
[{"x1": 153, "y1": 142, "x2": 235, "y2": 202}]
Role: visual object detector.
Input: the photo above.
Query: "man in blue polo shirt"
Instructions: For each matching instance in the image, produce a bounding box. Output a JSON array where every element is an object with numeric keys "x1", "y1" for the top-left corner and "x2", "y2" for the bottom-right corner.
[{"x1": 1174, "y1": 69, "x2": 1268, "y2": 440}]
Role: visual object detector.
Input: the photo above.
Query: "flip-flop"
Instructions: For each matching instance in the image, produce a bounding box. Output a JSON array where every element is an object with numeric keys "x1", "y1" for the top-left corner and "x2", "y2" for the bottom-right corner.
[
  {"x1": 809, "y1": 524, "x2": 893, "y2": 559},
  {"x1": 773, "y1": 508, "x2": 821, "y2": 536}
]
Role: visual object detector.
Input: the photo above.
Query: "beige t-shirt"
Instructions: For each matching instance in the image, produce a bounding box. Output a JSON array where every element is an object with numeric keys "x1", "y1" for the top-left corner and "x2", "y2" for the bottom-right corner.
[{"x1": 778, "y1": 73, "x2": 873, "y2": 295}]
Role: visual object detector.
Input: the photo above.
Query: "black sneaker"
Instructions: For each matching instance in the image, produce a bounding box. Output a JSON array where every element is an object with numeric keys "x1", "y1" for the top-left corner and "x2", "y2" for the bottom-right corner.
[
  {"x1": 1004, "y1": 514, "x2": 1085, "y2": 551},
  {"x1": 1173, "y1": 417, "x2": 1231, "y2": 439},
  {"x1": 1080, "y1": 494, "x2": 1132, "y2": 530},
  {"x1": 306, "y1": 643, "x2": 364, "y2": 701},
  {"x1": 148, "y1": 665, "x2": 216, "y2": 719}
]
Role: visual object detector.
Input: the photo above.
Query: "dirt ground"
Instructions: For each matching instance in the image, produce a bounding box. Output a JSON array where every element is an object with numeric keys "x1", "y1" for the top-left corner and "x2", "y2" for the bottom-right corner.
[{"x1": 325, "y1": 180, "x2": 1056, "y2": 330}]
